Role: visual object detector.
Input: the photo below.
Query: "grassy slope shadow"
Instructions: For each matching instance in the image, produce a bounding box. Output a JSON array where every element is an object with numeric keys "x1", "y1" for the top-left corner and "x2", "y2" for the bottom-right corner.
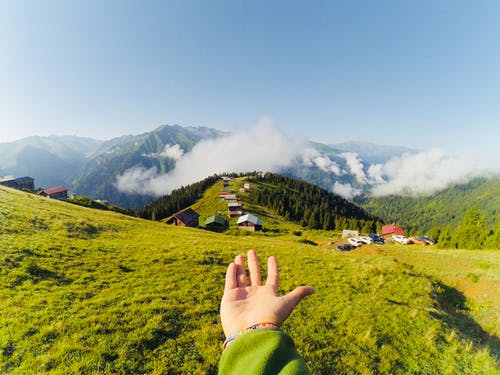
[{"x1": 431, "y1": 280, "x2": 500, "y2": 360}]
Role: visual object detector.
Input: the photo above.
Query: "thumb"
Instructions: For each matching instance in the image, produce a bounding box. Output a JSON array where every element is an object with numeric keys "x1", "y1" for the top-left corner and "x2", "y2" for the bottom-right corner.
[{"x1": 283, "y1": 285, "x2": 315, "y2": 312}]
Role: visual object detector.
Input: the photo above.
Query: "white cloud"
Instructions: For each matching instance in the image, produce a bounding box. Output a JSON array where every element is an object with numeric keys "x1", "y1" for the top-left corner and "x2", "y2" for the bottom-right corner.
[
  {"x1": 300, "y1": 148, "x2": 343, "y2": 175},
  {"x1": 115, "y1": 166, "x2": 159, "y2": 194},
  {"x1": 369, "y1": 148, "x2": 494, "y2": 196},
  {"x1": 116, "y1": 120, "x2": 499, "y2": 199},
  {"x1": 142, "y1": 143, "x2": 184, "y2": 160},
  {"x1": 332, "y1": 182, "x2": 362, "y2": 199},
  {"x1": 340, "y1": 152, "x2": 368, "y2": 184},
  {"x1": 159, "y1": 144, "x2": 184, "y2": 160},
  {"x1": 367, "y1": 163, "x2": 385, "y2": 184},
  {"x1": 116, "y1": 117, "x2": 305, "y2": 196}
]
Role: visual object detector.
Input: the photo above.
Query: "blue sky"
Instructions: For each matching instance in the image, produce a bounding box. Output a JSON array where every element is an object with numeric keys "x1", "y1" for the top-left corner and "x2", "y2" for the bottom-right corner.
[{"x1": 1, "y1": 0, "x2": 499, "y2": 156}]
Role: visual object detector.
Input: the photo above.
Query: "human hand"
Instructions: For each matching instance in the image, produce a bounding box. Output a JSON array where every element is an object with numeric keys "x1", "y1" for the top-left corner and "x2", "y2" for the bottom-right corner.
[{"x1": 220, "y1": 249, "x2": 314, "y2": 337}]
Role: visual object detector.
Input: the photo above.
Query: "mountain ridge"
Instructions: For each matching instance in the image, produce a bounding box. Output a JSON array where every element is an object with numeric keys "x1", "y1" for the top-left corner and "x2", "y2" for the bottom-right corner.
[
  {"x1": 356, "y1": 177, "x2": 500, "y2": 233},
  {"x1": 0, "y1": 135, "x2": 102, "y2": 187},
  {"x1": 1, "y1": 124, "x2": 498, "y2": 234},
  {"x1": 139, "y1": 172, "x2": 381, "y2": 233}
]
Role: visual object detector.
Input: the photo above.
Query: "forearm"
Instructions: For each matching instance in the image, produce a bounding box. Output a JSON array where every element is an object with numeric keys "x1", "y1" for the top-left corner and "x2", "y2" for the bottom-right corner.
[{"x1": 219, "y1": 328, "x2": 311, "y2": 375}]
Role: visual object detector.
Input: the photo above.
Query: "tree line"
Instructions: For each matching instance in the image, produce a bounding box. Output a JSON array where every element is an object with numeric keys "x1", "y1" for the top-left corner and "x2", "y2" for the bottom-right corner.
[
  {"x1": 428, "y1": 207, "x2": 500, "y2": 249},
  {"x1": 357, "y1": 178, "x2": 499, "y2": 234},
  {"x1": 247, "y1": 173, "x2": 382, "y2": 231},
  {"x1": 137, "y1": 175, "x2": 220, "y2": 220}
]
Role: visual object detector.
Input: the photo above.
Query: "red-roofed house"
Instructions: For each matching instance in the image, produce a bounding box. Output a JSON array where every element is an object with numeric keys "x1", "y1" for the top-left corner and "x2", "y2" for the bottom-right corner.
[
  {"x1": 40, "y1": 186, "x2": 68, "y2": 200},
  {"x1": 381, "y1": 224, "x2": 404, "y2": 238}
]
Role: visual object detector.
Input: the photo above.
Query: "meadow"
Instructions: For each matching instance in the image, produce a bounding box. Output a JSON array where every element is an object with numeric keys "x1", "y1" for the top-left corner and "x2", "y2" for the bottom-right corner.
[{"x1": 0, "y1": 186, "x2": 499, "y2": 374}]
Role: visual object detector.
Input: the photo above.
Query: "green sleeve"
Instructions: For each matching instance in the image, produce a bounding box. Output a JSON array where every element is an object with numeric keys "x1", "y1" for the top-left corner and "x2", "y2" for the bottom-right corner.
[{"x1": 219, "y1": 329, "x2": 311, "y2": 375}]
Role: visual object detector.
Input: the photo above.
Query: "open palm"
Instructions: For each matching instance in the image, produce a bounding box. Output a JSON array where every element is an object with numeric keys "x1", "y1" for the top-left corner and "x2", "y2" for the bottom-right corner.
[{"x1": 220, "y1": 250, "x2": 314, "y2": 337}]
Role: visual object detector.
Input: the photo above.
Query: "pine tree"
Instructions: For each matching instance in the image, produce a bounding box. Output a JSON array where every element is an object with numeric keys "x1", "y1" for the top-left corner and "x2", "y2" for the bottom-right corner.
[
  {"x1": 428, "y1": 226, "x2": 441, "y2": 241},
  {"x1": 307, "y1": 208, "x2": 320, "y2": 229},
  {"x1": 453, "y1": 206, "x2": 488, "y2": 249},
  {"x1": 484, "y1": 221, "x2": 500, "y2": 249},
  {"x1": 361, "y1": 220, "x2": 373, "y2": 234},
  {"x1": 437, "y1": 225, "x2": 453, "y2": 249}
]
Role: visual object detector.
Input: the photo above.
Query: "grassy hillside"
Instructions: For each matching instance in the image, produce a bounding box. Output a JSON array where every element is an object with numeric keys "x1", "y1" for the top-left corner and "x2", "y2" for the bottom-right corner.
[
  {"x1": 190, "y1": 177, "x2": 305, "y2": 232},
  {"x1": 147, "y1": 173, "x2": 380, "y2": 232},
  {"x1": 1, "y1": 186, "x2": 499, "y2": 374}
]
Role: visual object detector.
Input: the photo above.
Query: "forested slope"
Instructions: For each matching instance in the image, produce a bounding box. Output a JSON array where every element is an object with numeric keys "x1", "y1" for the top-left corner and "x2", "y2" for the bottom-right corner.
[
  {"x1": 139, "y1": 172, "x2": 382, "y2": 232},
  {"x1": 357, "y1": 177, "x2": 500, "y2": 233},
  {"x1": 245, "y1": 173, "x2": 380, "y2": 231}
]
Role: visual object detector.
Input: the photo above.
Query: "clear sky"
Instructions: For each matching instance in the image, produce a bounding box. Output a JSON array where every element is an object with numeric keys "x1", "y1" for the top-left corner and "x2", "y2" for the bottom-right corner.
[{"x1": 1, "y1": 0, "x2": 499, "y2": 156}]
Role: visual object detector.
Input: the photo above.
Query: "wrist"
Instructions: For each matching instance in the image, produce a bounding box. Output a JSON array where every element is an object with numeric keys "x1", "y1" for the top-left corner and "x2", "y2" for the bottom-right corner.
[{"x1": 223, "y1": 322, "x2": 280, "y2": 350}]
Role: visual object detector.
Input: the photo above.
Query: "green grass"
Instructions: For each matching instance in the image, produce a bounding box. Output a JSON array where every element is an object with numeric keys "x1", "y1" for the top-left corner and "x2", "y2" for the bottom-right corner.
[
  {"x1": 190, "y1": 181, "x2": 229, "y2": 224},
  {"x1": 1, "y1": 186, "x2": 499, "y2": 374}
]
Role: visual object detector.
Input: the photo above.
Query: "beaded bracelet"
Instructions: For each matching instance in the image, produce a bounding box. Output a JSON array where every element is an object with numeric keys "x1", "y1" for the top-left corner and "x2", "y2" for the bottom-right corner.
[{"x1": 223, "y1": 322, "x2": 279, "y2": 350}]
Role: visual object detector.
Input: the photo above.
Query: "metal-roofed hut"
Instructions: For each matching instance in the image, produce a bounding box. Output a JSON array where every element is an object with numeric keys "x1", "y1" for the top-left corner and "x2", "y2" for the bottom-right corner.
[
  {"x1": 227, "y1": 202, "x2": 243, "y2": 217},
  {"x1": 237, "y1": 214, "x2": 263, "y2": 231},
  {"x1": 204, "y1": 215, "x2": 228, "y2": 232}
]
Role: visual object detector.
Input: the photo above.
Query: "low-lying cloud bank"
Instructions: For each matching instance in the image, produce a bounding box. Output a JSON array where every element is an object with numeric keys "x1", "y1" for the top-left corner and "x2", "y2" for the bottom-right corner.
[
  {"x1": 142, "y1": 144, "x2": 184, "y2": 160},
  {"x1": 116, "y1": 120, "x2": 498, "y2": 199},
  {"x1": 300, "y1": 148, "x2": 344, "y2": 175},
  {"x1": 368, "y1": 149, "x2": 494, "y2": 197},
  {"x1": 332, "y1": 182, "x2": 362, "y2": 199},
  {"x1": 116, "y1": 118, "x2": 305, "y2": 196}
]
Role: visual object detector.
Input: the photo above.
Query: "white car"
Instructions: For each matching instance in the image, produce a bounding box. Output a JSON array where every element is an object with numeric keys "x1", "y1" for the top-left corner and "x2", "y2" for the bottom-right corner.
[
  {"x1": 348, "y1": 237, "x2": 364, "y2": 247},
  {"x1": 391, "y1": 235, "x2": 410, "y2": 245},
  {"x1": 358, "y1": 236, "x2": 373, "y2": 244}
]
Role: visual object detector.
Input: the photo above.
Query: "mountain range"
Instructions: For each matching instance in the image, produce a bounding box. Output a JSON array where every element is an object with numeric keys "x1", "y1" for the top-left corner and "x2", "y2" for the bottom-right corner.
[
  {"x1": 0, "y1": 125, "x2": 414, "y2": 206},
  {"x1": 1, "y1": 126, "x2": 226, "y2": 207},
  {"x1": 0, "y1": 135, "x2": 100, "y2": 188},
  {"x1": 1, "y1": 124, "x2": 498, "y2": 233}
]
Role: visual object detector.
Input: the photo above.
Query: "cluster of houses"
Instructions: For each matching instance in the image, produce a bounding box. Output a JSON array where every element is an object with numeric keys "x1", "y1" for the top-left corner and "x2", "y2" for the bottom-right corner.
[
  {"x1": 341, "y1": 223, "x2": 435, "y2": 246},
  {"x1": 342, "y1": 224, "x2": 404, "y2": 240},
  {"x1": 0, "y1": 175, "x2": 69, "y2": 201},
  {"x1": 166, "y1": 177, "x2": 263, "y2": 232},
  {"x1": 342, "y1": 223, "x2": 405, "y2": 240}
]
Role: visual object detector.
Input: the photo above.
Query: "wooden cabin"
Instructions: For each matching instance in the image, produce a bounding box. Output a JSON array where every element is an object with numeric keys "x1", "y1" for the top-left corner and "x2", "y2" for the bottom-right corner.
[
  {"x1": 237, "y1": 214, "x2": 263, "y2": 231},
  {"x1": 204, "y1": 215, "x2": 227, "y2": 232},
  {"x1": 40, "y1": 186, "x2": 68, "y2": 200},
  {"x1": 166, "y1": 208, "x2": 200, "y2": 228},
  {"x1": 227, "y1": 202, "x2": 243, "y2": 217},
  {"x1": 0, "y1": 176, "x2": 34, "y2": 191}
]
